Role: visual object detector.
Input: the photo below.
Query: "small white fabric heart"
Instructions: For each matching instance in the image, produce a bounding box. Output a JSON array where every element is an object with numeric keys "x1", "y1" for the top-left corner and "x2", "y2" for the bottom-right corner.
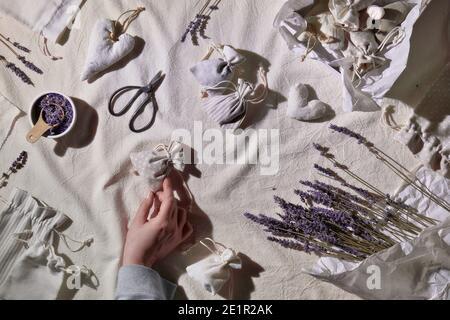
[
  {"x1": 81, "y1": 19, "x2": 136, "y2": 81},
  {"x1": 367, "y1": 5, "x2": 385, "y2": 20},
  {"x1": 286, "y1": 83, "x2": 331, "y2": 121}
]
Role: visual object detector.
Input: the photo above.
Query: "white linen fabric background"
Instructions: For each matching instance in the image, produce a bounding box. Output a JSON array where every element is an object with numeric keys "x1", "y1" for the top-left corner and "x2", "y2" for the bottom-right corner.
[{"x1": 0, "y1": 0, "x2": 448, "y2": 299}]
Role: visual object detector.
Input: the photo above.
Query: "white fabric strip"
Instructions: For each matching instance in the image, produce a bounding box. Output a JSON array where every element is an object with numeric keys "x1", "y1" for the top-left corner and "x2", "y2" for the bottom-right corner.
[{"x1": 0, "y1": 0, "x2": 82, "y2": 43}]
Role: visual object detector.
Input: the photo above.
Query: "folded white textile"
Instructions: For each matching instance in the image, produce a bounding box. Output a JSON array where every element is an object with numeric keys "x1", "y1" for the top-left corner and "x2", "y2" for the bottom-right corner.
[{"x1": 0, "y1": 0, "x2": 82, "y2": 43}]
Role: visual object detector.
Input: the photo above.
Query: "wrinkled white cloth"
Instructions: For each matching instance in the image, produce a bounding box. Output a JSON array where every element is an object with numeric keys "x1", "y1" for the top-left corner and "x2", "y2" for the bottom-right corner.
[
  {"x1": 0, "y1": 95, "x2": 21, "y2": 151},
  {"x1": 0, "y1": 0, "x2": 446, "y2": 300},
  {"x1": 0, "y1": 0, "x2": 82, "y2": 43}
]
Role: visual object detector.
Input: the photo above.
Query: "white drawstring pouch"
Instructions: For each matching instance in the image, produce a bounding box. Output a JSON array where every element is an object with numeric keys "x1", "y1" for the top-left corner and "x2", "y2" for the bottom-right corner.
[
  {"x1": 130, "y1": 140, "x2": 185, "y2": 192},
  {"x1": 304, "y1": 166, "x2": 450, "y2": 300},
  {"x1": 0, "y1": 188, "x2": 88, "y2": 300},
  {"x1": 186, "y1": 239, "x2": 242, "y2": 296},
  {"x1": 273, "y1": 0, "x2": 427, "y2": 112}
]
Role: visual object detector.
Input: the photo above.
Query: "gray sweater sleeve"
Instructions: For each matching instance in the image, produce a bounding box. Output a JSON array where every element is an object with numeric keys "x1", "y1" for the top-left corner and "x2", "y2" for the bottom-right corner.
[{"x1": 115, "y1": 265, "x2": 177, "y2": 300}]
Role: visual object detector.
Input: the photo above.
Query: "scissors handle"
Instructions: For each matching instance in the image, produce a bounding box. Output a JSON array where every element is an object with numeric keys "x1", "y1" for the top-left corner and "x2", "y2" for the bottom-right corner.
[
  {"x1": 128, "y1": 94, "x2": 158, "y2": 133},
  {"x1": 108, "y1": 85, "x2": 142, "y2": 116}
]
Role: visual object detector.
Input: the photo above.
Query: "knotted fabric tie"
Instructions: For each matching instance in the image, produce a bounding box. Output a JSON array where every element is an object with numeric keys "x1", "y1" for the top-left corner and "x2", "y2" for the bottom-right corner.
[
  {"x1": 201, "y1": 67, "x2": 268, "y2": 130},
  {"x1": 130, "y1": 140, "x2": 185, "y2": 192}
]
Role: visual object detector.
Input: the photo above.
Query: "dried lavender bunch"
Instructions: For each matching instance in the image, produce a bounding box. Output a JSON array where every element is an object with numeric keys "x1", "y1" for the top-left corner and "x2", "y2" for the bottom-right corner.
[
  {"x1": 181, "y1": 0, "x2": 222, "y2": 44},
  {"x1": 329, "y1": 124, "x2": 450, "y2": 212},
  {"x1": 245, "y1": 139, "x2": 438, "y2": 261},
  {"x1": 312, "y1": 144, "x2": 436, "y2": 227},
  {"x1": 18, "y1": 56, "x2": 43, "y2": 74},
  {"x1": 0, "y1": 151, "x2": 28, "y2": 188},
  {"x1": 0, "y1": 55, "x2": 33, "y2": 85}
]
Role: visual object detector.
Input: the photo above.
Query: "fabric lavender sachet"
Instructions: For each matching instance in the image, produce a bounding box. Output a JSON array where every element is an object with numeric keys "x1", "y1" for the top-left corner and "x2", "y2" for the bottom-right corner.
[{"x1": 130, "y1": 140, "x2": 184, "y2": 192}]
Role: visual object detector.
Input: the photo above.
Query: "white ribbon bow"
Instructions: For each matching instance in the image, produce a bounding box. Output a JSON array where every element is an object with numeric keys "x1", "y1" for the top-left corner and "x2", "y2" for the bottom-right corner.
[
  {"x1": 130, "y1": 140, "x2": 184, "y2": 191},
  {"x1": 190, "y1": 44, "x2": 246, "y2": 87}
]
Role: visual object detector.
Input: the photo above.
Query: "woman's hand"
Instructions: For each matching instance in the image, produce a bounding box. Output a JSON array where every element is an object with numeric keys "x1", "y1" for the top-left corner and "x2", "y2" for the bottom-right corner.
[{"x1": 122, "y1": 177, "x2": 193, "y2": 267}]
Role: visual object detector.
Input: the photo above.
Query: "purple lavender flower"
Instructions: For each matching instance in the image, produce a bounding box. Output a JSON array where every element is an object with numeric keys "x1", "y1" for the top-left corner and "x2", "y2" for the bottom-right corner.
[
  {"x1": 13, "y1": 41, "x2": 30, "y2": 53},
  {"x1": 329, "y1": 124, "x2": 374, "y2": 146},
  {"x1": 267, "y1": 237, "x2": 304, "y2": 251},
  {"x1": 3, "y1": 59, "x2": 33, "y2": 85},
  {"x1": 198, "y1": 15, "x2": 210, "y2": 39},
  {"x1": 342, "y1": 182, "x2": 378, "y2": 204},
  {"x1": 313, "y1": 164, "x2": 338, "y2": 178},
  {"x1": 18, "y1": 56, "x2": 43, "y2": 74},
  {"x1": 1, "y1": 151, "x2": 28, "y2": 189}
]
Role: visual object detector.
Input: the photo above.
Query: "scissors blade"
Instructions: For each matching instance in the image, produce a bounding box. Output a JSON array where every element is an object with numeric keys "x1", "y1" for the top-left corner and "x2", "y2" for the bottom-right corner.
[{"x1": 146, "y1": 71, "x2": 165, "y2": 92}]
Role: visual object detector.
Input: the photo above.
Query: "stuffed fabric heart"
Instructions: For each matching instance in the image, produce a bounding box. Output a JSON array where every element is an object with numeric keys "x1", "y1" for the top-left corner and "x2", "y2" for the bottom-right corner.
[
  {"x1": 130, "y1": 140, "x2": 184, "y2": 192},
  {"x1": 286, "y1": 82, "x2": 331, "y2": 121},
  {"x1": 190, "y1": 45, "x2": 246, "y2": 88},
  {"x1": 186, "y1": 239, "x2": 242, "y2": 295},
  {"x1": 80, "y1": 18, "x2": 136, "y2": 81}
]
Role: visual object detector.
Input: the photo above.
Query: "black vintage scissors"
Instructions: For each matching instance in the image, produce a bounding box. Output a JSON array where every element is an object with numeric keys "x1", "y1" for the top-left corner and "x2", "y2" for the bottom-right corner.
[{"x1": 108, "y1": 71, "x2": 165, "y2": 133}]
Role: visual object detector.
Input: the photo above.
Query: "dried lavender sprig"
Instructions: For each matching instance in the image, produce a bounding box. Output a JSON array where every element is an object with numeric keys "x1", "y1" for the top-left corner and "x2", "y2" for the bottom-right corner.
[
  {"x1": 329, "y1": 124, "x2": 371, "y2": 146},
  {"x1": 18, "y1": 56, "x2": 43, "y2": 74},
  {"x1": 273, "y1": 198, "x2": 388, "y2": 255},
  {"x1": 0, "y1": 33, "x2": 30, "y2": 53},
  {"x1": 248, "y1": 211, "x2": 368, "y2": 260},
  {"x1": 0, "y1": 151, "x2": 28, "y2": 188},
  {"x1": 298, "y1": 177, "x2": 426, "y2": 242},
  {"x1": 328, "y1": 124, "x2": 450, "y2": 213},
  {"x1": 181, "y1": 0, "x2": 222, "y2": 44},
  {"x1": 13, "y1": 42, "x2": 30, "y2": 53},
  {"x1": 305, "y1": 180, "x2": 421, "y2": 239},
  {"x1": 0, "y1": 56, "x2": 33, "y2": 85},
  {"x1": 312, "y1": 153, "x2": 435, "y2": 228}
]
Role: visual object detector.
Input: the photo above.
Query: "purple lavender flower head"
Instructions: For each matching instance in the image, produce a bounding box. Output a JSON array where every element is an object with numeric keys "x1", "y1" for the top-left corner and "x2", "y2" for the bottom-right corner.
[
  {"x1": 329, "y1": 124, "x2": 374, "y2": 147},
  {"x1": 313, "y1": 164, "x2": 337, "y2": 178}
]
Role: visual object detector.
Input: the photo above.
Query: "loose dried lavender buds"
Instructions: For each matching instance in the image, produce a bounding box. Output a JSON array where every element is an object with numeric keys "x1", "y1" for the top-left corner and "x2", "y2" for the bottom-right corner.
[
  {"x1": 0, "y1": 151, "x2": 28, "y2": 188},
  {"x1": 36, "y1": 93, "x2": 73, "y2": 135}
]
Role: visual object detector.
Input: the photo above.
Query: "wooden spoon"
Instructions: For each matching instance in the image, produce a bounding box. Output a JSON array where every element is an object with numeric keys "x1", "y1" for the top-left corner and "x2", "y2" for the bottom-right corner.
[{"x1": 26, "y1": 105, "x2": 64, "y2": 143}]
